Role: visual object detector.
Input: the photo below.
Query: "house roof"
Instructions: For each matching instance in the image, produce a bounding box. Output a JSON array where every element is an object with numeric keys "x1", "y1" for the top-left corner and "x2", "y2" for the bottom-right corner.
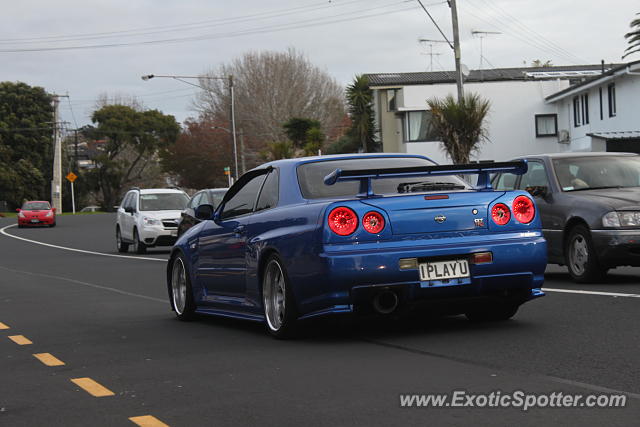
[
  {"x1": 545, "y1": 60, "x2": 640, "y2": 102},
  {"x1": 587, "y1": 131, "x2": 640, "y2": 141},
  {"x1": 365, "y1": 64, "x2": 615, "y2": 87}
]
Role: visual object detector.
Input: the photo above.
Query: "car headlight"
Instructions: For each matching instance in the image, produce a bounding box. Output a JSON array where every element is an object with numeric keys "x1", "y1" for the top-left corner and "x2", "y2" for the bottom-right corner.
[
  {"x1": 45, "y1": 211, "x2": 53, "y2": 217},
  {"x1": 602, "y1": 211, "x2": 640, "y2": 227},
  {"x1": 18, "y1": 211, "x2": 25, "y2": 218},
  {"x1": 142, "y1": 217, "x2": 161, "y2": 226}
]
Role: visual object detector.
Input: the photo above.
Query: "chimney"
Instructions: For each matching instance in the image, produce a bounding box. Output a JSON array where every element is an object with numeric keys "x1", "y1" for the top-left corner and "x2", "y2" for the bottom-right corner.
[{"x1": 601, "y1": 60, "x2": 605, "y2": 74}]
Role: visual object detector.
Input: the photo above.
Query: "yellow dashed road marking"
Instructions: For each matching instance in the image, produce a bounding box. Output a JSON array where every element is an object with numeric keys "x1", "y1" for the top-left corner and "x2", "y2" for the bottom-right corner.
[
  {"x1": 70, "y1": 378, "x2": 115, "y2": 397},
  {"x1": 8, "y1": 335, "x2": 32, "y2": 345},
  {"x1": 0, "y1": 322, "x2": 9, "y2": 329},
  {"x1": 129, "y1": 415, "x2": 171, "y2": 427},
  {"x1": 33, "y1": 353, "x2": 65, "y2": 366}
]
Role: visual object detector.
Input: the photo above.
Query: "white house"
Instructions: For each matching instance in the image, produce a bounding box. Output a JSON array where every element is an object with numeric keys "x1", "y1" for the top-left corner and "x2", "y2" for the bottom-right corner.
[
  {"x1": 545, "y1": 60, "x2": 640, "y2": 153},
  {"x1": 365, "y1": 63, "x2": 639, "y2": 164}
]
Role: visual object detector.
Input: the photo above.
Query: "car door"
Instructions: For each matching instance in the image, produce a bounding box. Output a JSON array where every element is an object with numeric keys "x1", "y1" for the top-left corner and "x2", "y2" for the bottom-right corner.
[
  {"x1": 197, "y1": 171, "x2": 268, "y2": 303},
  {"x1": 119, "y1": 192, "x2": 135, "y2": 241}
]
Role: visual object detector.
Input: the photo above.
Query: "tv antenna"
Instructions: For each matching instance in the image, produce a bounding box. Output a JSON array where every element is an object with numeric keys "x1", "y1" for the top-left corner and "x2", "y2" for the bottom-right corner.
[
  {"x1": 418, "y1": 38, "x2": 449, "y2": 71},
  {"x1": 471, "y1": 30, "x2": 501, "y2": 72}
]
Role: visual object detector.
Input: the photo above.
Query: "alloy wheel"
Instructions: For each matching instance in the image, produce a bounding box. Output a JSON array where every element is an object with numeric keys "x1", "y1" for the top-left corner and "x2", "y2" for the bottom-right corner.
[
  {"x1": 263, "y1": 259, "x2": 286, "y2": 331},
  {"x1": 569, "y1": 234, "x2": 588, "y2": 276},
  {"x1": 172, "y1": 257, "x2": 187, "y2": 315}
]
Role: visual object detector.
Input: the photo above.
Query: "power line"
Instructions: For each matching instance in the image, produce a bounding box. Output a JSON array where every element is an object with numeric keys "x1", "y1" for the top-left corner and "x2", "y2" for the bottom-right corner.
[{"x1": 415, "y1": 0, "x2": 453, "y2": 49}]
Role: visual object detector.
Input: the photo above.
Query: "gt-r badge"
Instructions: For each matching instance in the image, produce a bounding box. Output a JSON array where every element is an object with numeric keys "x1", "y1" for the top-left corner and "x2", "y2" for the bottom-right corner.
[
  {"x1": 474, "y1": 218, "x2": 485, "y2": 227},
  {"x1": 434, "y1": 215, "x2": 447, "y2": 223}
]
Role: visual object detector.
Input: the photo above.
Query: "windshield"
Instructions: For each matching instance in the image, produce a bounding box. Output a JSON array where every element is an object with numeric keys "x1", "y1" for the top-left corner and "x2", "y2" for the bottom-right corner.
[
  {"x1": 210, "y1": 190, "x2": 227, "y2": 209},
  {"x1": 553, "y1": 156, "x2": 640, "y2": 191},
  {"x1": 22, "y1": 202, "x2": 50, "y2": 210},
  {"x1": 297, "y1": 157, "x2": 469, "y2": 199},
  {"x1": 139, "y1": 193, "x2": 189, "y2": 211}
]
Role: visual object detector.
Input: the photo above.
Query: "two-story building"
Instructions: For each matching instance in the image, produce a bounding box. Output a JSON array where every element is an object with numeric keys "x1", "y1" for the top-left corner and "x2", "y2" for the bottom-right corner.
[{"x1": 365, "y1": 62, "x2": 639, "y2": 164}]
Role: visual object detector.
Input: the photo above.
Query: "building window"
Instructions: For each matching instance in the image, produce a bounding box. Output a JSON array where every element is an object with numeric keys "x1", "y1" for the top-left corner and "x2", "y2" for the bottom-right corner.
[
  {"x1": 535, "y1": 114, "x2": 558, "y2": 137},
  {"x1": 387, "y1": 89, "x2": 398, "y2": 111},
  {"x1": 573, "y1": 97, "x2": 581, "y2": 127},
  {"x1": 404, "y1": 111, "x2": 438, "y2": 142},
  {"x1": 599, "y1": 87, "x2": 603, "y2": 120},
  {"x1": 581, "y1": 93, "x2": 589, "y2": 125},
  {"x1": 608, "y1": 83, "x2": 616, "y2": 117}
]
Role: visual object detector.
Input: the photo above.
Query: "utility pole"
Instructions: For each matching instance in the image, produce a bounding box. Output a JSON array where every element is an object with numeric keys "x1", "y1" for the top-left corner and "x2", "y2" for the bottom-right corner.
[
  {"x1": 51, "y1": 94, "x2": 68, "y2": 213},
  {"x1": 239, "y1": 128, "x2": 246, "y2": 175},
  {"x1": 229, "y1": 75, "x2": 239, "y2": 180},
  {"x1": 449, "y1": 0, "x2": 464, "y2": 103}
]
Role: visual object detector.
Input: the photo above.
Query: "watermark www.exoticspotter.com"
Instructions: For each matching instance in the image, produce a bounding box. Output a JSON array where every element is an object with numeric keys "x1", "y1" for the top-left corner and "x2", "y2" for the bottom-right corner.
[{"x1": 399, "y1": 390, "x2": 627, "y2": 411}]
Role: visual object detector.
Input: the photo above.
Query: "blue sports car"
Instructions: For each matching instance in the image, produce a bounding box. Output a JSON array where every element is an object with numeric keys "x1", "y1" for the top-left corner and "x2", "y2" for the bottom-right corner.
[{"x1": 167, "y1": 154, "x2": 546, "y2": 337}]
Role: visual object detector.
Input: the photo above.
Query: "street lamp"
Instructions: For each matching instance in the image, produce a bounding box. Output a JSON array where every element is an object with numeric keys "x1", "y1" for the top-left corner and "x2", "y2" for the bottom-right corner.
[{"x1": 141, "y1": 73, "x2": 239, "y2": 179}]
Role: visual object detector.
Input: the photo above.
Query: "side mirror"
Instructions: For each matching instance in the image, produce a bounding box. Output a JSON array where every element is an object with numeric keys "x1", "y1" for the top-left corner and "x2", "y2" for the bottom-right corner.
[
  {"x1": 52, "y1": 207, "x2": 57, "y2": 213},
  {"x1": 125, "y1": 206, "x2": 135, "y2": 214},
  {"x1": 527, "y1": 186, "x2": 548, "y2": 198},
  {"x1": 195, "y1": 204, "x2": 214, "y2": 221}
]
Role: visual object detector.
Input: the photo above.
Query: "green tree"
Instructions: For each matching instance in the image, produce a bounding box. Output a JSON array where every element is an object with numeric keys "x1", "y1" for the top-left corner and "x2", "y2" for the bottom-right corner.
[
  {"x1": 88, "y1": 105, "x2": 180, "y2": 210},
  {"x1": 303, "y1": 127, "x2": 324, "y2": 156},
  {"x1": 346, "y1": 75, "x2": 377, "y2": 153},
  {"x1": 0, "y1": 82, "x2": 53, "y2": 208},
  {"x1": 426, "y1": 93, "x2": 491, "y2": 164},
  {"x1": 283, "y1": 117, "x2": 321, "y2": 148},
  {"x1": 623, "y1": 13, "x2": 640, "y2": 59},
  {"x1": 260, "y1": 141, "x2": 294, "y2": 161}
]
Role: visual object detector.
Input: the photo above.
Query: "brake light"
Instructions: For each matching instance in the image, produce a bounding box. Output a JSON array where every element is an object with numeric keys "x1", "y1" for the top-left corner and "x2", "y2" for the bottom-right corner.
[
  {"x1": 491, "y1": 203, "x2": 510, "y2": 225},
  {"x1": 512, "y1": 195, "x2": 535, "y2": 224},
  {"x1": 362, "y1": 211, "x2": 385, "y2": 234},
  {"x1": 328, "y1": 207, "x2": 358, "y2": 236}
]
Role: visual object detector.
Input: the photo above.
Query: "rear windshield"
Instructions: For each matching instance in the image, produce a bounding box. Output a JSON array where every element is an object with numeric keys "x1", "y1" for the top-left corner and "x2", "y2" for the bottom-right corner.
[
  {"x1": 297, "y1": 157, "x2": 468, "y2": 199},
  {"x1": 139, "y1": 193, "x2": 189, "y2": 211},
  {"x1": 22, "y1": 202, "x2": 50, "y2": 210}
]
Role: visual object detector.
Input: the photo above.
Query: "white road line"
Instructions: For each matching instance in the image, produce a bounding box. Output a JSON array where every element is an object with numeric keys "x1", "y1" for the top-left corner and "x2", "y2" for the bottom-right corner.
[
  {"x1": 544, "y1": 288, "x2": 640, "y2": 298},
  {"x1": 0, "y1": 265, "x2": 166, "y2": 303},
  {"x1": 0, "y1": 224, "x2": 166, "y2": 262}
]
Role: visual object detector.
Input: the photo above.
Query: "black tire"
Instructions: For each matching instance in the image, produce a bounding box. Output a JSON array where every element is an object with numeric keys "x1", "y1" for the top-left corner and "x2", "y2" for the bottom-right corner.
[
  {"x1": 18, "y1": 224, "x2": 24, "y2": 229},
  {"x1": 565, "y1": 225, "x2": 607, "y2": 283},
  {"x1": 169, "y1": 254, "x2": 196, "y2": 320},
  {"x1": 116, "y1": 227, "x2": 129, "y2": 253},
  {"x1": 132, "y1": 228, "x2": 147, "y2": 254},
  {"x1": 466, "y1": 303, "x2": 519, "y2": 322},
  {"x1": 49, "y1": 222, "x2": 56, "y2": 228},
  {"x1": 262, "y1": 254, "x2": 298, "y2": 339}
]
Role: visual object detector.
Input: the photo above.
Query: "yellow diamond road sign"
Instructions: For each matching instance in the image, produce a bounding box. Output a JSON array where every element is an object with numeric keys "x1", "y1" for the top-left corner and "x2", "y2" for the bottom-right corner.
[{"x1": 66, "y1": 172, "x2": 77, "y2": 183}]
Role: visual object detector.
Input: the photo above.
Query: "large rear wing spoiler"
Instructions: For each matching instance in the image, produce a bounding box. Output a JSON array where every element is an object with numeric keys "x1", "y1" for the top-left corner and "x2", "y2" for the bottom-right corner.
[{"x1": 323, "y1": 160, "x2": 528, "y2": 197}]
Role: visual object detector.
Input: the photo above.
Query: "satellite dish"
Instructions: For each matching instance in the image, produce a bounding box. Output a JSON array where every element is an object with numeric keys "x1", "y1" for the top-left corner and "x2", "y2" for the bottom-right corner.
[{"x1": 461, "y1": 64, "x2": 471, "y2": 78}]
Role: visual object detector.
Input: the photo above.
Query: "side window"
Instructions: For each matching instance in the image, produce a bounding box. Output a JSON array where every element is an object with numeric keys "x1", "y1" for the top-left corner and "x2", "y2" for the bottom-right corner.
[
  {"x1": 122, "y1": 193, "x2": 133, "y2": 210},
  {"x1": 189, "y1": 192, "x2": 203, "y2": 209},
  {"x1": 518, "y1": 162, "x2": 549, "y2": 190},
  {"x1": 221, "y1": 174, "x2": 267, "y2": 219},
  {"x1": 256, "y1": 170, "x2": 279, "y2": 212},
  {"x1": 493, "y1": 173, "x2": 517, "y2": 191}
]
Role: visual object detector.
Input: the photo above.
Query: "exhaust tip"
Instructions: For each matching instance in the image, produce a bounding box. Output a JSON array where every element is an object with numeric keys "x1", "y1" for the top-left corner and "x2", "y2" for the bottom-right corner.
[{"x1": 372, "y1": 290, "x2": 399, "y2": 314}]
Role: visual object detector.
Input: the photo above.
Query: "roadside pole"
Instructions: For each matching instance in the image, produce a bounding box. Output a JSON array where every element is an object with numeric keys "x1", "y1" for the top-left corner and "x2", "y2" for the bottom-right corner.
[
  {"x1": 65, "y1": 172, "x2": 78, "y2": 214},
  {"x1": 449, "y1": 0, "x2": 464, "y2": 103}
]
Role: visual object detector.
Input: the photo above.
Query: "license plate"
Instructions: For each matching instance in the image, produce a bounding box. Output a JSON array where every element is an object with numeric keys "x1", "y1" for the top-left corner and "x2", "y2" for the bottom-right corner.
[
  {"x1": 30, "y1": 219, "x2": 39, "y2": 223},
  {"x1": 419, "y1": 259, "x2": 470, "y2": 281}
]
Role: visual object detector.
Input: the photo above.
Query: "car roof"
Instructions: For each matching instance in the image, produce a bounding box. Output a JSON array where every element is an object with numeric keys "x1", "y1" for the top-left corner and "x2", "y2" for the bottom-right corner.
[
  {"x1": 517, "y1": 152, "x2": 638, "y2": 160},
  {"x1": 259, "y1": 153, "x2": 434, "y2": 170},
  {"x1": 137, "y1": 188, "x2": 186, "y2": 194},
  {"x1": 24, "y1": 200, "x2": 50, "y2": 203}
]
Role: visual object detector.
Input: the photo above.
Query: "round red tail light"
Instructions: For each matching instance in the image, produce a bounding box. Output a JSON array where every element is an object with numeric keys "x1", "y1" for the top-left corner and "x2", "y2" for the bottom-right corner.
[
  {"x1": 362, "y1": 211, "x2": 385, "y2": 234},
  {"x1": 491, "y1": 203, "x2": 511, "y2": 225},
  {"x1": 328, "y1": 207, "x2": 358, "y2": 236},
  {"x1": 512, "y1": 195, "x2": 535, "y2": 224}
]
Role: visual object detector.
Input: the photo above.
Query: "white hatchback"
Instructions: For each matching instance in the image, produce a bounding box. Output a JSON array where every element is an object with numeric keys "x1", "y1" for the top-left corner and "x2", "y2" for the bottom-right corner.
[{"x1": 116, "y1": 188, "x2": 189, "y2": 254}]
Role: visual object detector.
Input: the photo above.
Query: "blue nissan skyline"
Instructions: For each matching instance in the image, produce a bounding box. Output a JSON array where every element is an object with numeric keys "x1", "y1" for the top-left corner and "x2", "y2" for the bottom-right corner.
[{"x1": 167, "y1": 154, "x2": 546, "y2": 338}]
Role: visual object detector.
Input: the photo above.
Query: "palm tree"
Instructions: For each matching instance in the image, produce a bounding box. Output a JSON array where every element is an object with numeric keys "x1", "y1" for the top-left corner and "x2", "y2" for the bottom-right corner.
[
  {"x1": 346, "y1": 75, "x2": 377, "y2": 153},
  {"x1": 426, "y1": 93, "x2": 491, "y2": 164},
  {"x1": 623, "y1": 13, "x2": 640, "y2": 59}
]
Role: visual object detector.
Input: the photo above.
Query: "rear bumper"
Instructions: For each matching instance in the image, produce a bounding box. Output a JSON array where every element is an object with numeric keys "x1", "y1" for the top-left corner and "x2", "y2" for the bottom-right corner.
[
  {"x1": 591, "y1": 229, "x2": 640, "y2": 267},
  {"x1": 295, "y1": 231, "x2": 547, "y2": 317}
]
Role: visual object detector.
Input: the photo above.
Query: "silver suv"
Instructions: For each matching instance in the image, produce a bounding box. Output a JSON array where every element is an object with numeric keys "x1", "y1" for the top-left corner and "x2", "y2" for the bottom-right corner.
[{"x1": 116, "y1": 188, "x2": 189, "y2": 254}]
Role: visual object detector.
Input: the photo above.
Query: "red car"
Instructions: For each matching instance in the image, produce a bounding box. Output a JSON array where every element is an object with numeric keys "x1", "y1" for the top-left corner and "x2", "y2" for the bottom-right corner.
[{"x1": 17, "y1": 201, "x2": 56, "y2": 228}]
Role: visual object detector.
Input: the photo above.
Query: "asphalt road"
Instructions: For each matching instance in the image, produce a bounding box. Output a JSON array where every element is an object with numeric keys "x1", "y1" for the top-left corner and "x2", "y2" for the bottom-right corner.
[{"x1": 1, "y1": 213, "x2": 639, "y2": 426}]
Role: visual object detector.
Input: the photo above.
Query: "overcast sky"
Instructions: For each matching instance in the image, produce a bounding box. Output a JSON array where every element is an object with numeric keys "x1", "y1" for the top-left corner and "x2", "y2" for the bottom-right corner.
[{"x1": 2, "y1": 0, "x2": 637, "y2": 128}]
